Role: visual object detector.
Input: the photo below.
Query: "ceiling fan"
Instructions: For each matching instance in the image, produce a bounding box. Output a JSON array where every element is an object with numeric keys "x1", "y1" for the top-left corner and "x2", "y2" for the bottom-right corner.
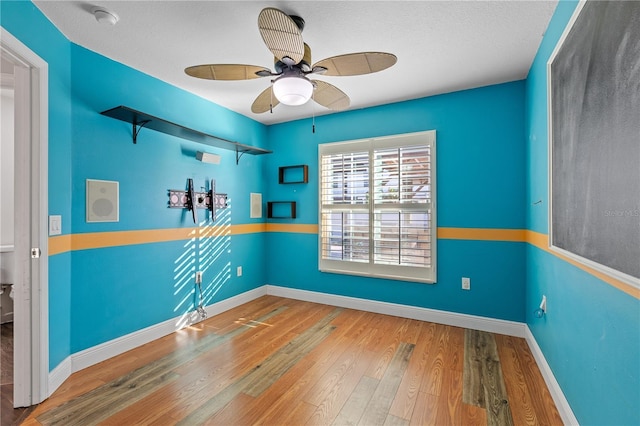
[{"x1": 184, "y1": 7, "x2": 397, "y2": 114}]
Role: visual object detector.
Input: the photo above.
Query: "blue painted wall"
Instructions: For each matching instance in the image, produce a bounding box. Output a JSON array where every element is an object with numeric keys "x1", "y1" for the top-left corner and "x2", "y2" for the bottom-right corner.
[
  {"x1": 6, "y1": 3, "x2": 638, "y2": 424},
  {"x1": 1, "y1": 0, "x2": 74, "y2": 369},
  {"x1": 66, "y1": 44, "x2": 269, "y2": 354},
  {"x1": 526, "y1": 2, "x2": 640, "y2": 425},
  {"x1": 2, "y1": 2, "x2": 269, "y2": 366},
  {"x1": 264, "y1": 82, "x2": 527, "y2": 322}
]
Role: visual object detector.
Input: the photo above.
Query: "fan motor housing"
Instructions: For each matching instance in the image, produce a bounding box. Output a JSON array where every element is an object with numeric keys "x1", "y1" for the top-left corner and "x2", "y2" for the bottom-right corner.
[
  {"x1": 274, "y1": 43, "x2": 312, "y2": 73},
  {"x1": 289, "y1": 15, "x2": 305, "y2": 31}
]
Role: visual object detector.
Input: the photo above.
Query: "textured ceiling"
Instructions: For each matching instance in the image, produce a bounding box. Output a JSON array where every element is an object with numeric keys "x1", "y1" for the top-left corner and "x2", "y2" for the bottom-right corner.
[{"x1": 33, "y1": 1, "x2": 558, "y2": 125}]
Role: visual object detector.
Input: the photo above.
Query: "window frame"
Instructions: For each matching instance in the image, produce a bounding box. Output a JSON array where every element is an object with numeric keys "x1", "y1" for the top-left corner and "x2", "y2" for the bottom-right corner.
[{"x1": 318, "y1": 130, "x2": 437, "y2": 283}]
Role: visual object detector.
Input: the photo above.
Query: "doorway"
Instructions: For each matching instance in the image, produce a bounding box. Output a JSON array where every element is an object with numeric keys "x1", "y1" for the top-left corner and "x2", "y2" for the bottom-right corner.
[
  {"x1": 1, "y1": 50, "x2": 18, "y2": 419},
  {"x1": 0, "y1": 27, "x2": 49, "y2": 411}
]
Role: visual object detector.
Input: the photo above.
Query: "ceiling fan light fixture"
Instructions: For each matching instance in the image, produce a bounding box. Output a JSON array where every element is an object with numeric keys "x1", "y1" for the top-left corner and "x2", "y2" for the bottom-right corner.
[
  {"x1": 184, "y1": 7, "x2": 396, "y2": 114},
  {"x1": 272, "y1": 76, "x2": 313, "y2": 106}
]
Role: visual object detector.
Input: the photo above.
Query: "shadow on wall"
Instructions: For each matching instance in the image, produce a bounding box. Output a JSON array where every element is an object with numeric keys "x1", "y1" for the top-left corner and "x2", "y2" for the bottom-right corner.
[{"x1": 173, "y1": 203, "x2": 232, "y2": 329}]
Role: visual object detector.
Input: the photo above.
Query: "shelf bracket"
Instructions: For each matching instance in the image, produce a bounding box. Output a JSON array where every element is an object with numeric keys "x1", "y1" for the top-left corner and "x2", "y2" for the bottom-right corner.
[
  {"x1": 235, "y1": 148, "x2": 246, "y2": 165},
  {"x1": 132, "y1": 119, "x2": 150, "y2": 144}
]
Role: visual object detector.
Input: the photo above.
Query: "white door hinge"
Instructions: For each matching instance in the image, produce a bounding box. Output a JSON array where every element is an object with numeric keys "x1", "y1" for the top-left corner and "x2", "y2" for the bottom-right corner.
[{"x1": 31, "y1": 248, "x2": 41, "y2": 258}]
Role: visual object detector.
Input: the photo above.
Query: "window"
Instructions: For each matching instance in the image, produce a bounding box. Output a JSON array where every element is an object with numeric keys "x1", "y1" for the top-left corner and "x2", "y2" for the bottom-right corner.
[{"x1": 319, "y1": 130, "x2": 436, "y2": 283}]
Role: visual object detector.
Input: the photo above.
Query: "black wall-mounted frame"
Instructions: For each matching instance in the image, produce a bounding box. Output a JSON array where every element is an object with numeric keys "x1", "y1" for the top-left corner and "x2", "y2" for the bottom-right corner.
[
  {"x1": 279, "y1": 165, "x2": 309, "y2": 184},
  {"x1": 267, "y1": 201, "x2": 297, "y2": 219}
]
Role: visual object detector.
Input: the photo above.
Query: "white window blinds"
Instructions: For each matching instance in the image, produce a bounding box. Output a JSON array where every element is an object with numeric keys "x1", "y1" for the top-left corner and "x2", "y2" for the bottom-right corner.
[{"x1": 319, "y1": 130, "x2": 436, "y2": 283}]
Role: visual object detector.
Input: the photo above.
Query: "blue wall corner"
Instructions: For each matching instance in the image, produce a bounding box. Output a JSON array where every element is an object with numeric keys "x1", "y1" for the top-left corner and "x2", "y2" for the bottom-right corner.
[
  {"x1": 65, "y1": 45, "x2": 271, "y2": 354},
  {"x1": 264, "y1": 82, "x2": 527, "y2": 322},
  {"x1": 3, "y1": 2, "x2": 271, "y2": 363},
  {"x1": 525, "y1": 1, "x2": 640, "y2": 424},
  {"x1": 6, "y1": 5, "x2": 638, "y2": 424}
]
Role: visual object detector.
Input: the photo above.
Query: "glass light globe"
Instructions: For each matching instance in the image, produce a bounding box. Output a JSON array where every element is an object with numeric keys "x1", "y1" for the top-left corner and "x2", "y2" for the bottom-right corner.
[{"x1": 273, "y1": 76, "x2": 313, "y2": 106}]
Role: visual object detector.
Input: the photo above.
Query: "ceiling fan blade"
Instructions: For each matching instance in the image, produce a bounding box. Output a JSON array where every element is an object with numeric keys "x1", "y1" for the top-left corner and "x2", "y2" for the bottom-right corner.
[
  {"x1": 185, "y1": 64, "x2": 270, "y2": 80},
  {"x1": 251, "y1": 86, "x2": 280, "y2": 114},
  {"x1": 258, "y1": 8, "x2": 304, "y2": 64},
  {"x1": 313, "y1": 80, "x2": 350, "y2": 111},
  {"x1": 313, "y1": 52, "x2": 397, "y2": 77}
]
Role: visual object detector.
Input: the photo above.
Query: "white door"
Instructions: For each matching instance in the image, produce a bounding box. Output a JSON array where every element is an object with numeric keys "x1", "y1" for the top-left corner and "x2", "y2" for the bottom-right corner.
[{"x1": 1, "y1": 27, "x2": 49, "y2": 407}]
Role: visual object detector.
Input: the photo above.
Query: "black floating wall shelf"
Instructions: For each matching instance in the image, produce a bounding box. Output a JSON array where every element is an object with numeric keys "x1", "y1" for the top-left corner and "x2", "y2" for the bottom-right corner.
[
  {"x1": 279, "y1": 165, "x2": 309, "y2": 184},
  {"x1": 267, "y1": 201, "x2": 297, "y2": 219},
  {"x1": 100, "y1": 106, "x2": 272, "y2": 164}
]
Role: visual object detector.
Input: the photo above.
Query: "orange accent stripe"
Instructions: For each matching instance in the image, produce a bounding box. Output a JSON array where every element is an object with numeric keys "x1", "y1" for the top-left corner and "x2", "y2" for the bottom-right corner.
[
  {"x1": 265, "y1": 223, "x2": 318, "y2": 234},
  {"x1": 437, "y1": 227, "x2": 526, "y2": 242},
  {"x1": 525, "y1": 230, "x2": 639, "y2": 299},
  {"x1": 71, "y1": 228, "x2": 200, "y2": 251},
  {"x1": 232, "y1": 223, "x2": 266, "y2": 235},
  {"x1": 49, "y1": 227, "x2": 233, "y2": 253},
  {"x1": 524, "y1": 229, "x2": 548, "y2": 248},
  {"x1": 48, "y1": 235, "x2": 72, "y2": 256},
  {"x1": 47, "y1": 225, "x2": 638, "y2": 299}
]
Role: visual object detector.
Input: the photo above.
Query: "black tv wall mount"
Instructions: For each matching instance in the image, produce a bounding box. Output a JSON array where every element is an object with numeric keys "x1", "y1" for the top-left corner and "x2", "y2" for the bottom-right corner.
[{"x1": 169, "y1": 179, "x2": 227, "y2": 223}]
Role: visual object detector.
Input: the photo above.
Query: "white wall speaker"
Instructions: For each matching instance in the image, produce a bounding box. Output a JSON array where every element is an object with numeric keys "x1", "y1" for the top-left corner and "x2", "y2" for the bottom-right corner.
[
  {"x1": 250, "y1": 193, "x2": 262, "y2": 219},
  {"x1": 196, "y1": 151, "x2": 221, "y2": 164},
  {"x1": 86, "y1": 179, "x2": 119, "y2": 222}
]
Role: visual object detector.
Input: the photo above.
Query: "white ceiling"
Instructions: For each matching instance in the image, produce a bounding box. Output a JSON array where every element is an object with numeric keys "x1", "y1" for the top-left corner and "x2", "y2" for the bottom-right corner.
[{"x1": 33, "y1": 1, "x2": 558, "y2": 125}]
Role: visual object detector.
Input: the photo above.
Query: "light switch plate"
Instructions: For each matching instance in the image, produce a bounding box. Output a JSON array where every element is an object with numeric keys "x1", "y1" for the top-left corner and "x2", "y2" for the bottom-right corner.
[{"x1": 49, "y1": 215, "x2": 62, "y2": 236}]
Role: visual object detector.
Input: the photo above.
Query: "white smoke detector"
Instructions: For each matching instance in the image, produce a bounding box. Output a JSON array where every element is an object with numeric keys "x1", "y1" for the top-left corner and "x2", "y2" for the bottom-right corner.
[{"x1": 92, "y1": 6, "x2": 119, "y2": 26}]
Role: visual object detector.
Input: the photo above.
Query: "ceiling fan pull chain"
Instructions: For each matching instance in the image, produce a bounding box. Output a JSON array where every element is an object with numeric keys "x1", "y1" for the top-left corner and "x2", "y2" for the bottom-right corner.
[{"x1": 312, "y1": 91, "x2": 316, "y2": 133}]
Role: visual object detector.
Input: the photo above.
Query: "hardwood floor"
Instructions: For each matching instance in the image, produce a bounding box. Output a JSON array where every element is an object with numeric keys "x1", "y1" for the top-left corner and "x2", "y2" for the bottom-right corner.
[
  {"x1": 2, "y1": 323, "x2": 36, "y2": 426},
  {"x1": 20, "y1": 296, "x2": 562, "y2": 425}
]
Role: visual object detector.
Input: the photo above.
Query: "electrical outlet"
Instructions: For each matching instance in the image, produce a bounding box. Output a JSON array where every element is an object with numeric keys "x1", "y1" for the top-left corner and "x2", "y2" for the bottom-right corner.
[
  {"x1": 195, "y1": 271, "x2": 203, "y2": 284},
  {"x1": 462, "y1": 277, "x2": 471, "y2": 290},
  {"x1": 237, "y1": 266, "x2": 243, "y2": 277}
]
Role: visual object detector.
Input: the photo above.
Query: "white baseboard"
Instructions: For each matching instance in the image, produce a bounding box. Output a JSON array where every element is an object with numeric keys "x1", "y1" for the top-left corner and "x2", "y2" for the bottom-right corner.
[
  {"x1": 266, "y1": 285, "x2": 527, "y2": 337},
  {"x1": 525, "y1": 327, "x2": 579, "y2": 426},
  {"x1": 267, "y1": 285, "x2": 579, "y2": 422},
  {"x1": 71, "y1": 286, "x2": 267, "y2": 372},
  {"x1": 48, "y1": 355, "x2": 72, "y2": 397},
  {"x1": 47, "y1": 286, "x2": 267, "y2": 396},
  {"x1": 49, "y1": 283, "x2": 523, "y2": 386},
  {"x1": 47, "y1": 282, "x2": 576, "y2": 426}
]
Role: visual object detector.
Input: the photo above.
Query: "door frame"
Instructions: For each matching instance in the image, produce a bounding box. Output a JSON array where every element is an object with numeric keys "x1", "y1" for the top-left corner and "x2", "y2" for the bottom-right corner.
[{"x1": 1, "y1": 27, "x2": 49, "y2": 407}]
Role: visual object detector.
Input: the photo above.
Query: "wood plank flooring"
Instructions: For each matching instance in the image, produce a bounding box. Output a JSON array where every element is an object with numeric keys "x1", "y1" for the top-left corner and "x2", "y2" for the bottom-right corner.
[
  {"x1": 1, "y1": 322, "x2": 36, "y2": 426},
  {"x1": 19, "y1": 296, "x2": 562, "y2": 425}
]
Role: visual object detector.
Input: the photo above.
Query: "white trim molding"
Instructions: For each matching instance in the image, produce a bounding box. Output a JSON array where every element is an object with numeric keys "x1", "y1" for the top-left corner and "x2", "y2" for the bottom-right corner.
[
  {"x1": 1, "y1": 72, "x2": 15, "y2": 89},
  {"x1": 50, "y1": 283, "x2": 526, "y2": 391},
  {"x1": 266, "y1": 285, "x2": 527, "y2": 337},
  {"x1": 525, "y1": 327, "x2": 579, "y2": 425},
  {"x1": 48, "y1": 357, "x2": 72, "y2": 396},
  {"x1": 272, "y1": 285, "x2": 579, "y2": 423},
  {"x1": 1, "y1": 25, "x2": 49, "y2": 406},
  {"x1": 48, "y1": 287, "x2": 267, "y2": 393},
  {"x1": 48, "y1": 283, "x2": 577, "y2": 426}
]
